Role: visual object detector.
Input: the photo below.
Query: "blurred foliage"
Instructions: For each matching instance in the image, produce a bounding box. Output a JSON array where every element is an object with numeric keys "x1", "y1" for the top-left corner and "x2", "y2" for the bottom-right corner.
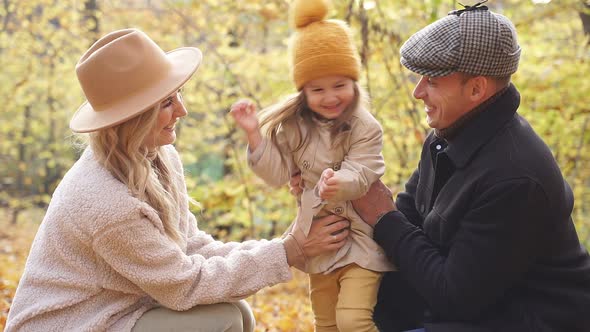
[{"x1": 1, "y1": 0, "x2": 589, "y2": 330}]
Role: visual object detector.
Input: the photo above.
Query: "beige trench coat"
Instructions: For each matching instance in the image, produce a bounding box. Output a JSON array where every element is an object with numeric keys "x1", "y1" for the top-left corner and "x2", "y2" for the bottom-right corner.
[{"x1": 248, "y1": 107, "x2": 394, "y2": 274}]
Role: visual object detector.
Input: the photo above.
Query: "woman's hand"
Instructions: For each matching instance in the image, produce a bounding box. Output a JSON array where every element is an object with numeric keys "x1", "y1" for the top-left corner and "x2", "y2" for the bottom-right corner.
[
  {"x1": 302, "y1": 214, "x2": 349, "y2": 257},
  {"x1": 283, "y1": 214, "x2": 350, "y2": 267},
  {"x1": 352, "y1": 180, "x2": 397, "y2": 227}
]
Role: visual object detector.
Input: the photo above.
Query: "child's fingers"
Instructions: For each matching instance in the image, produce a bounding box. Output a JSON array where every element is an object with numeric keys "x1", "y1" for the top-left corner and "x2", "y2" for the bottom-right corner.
[
  {"x1": 321, "y1": 188, "x2": 338, "y2": 197},
  {"x1": 321, "y1": 168, "x2": 334, "y2": 181},
  {"x1": 230, "y1": 99, "x2": 251, "y2": 111},
  {"x1": 323, "y1": 185, "x2": 338, "y2": 192},
  {"x1": 229, "y1": 104, "x2": 243, "y2": 114},
  {"x1": 319, "y1": 185, "x2": 337, "y2": 199},
  {"x1": 325, "y1": 177, "x2": 339, "y2": 187},
  {"x1": 246, "y1": 102, "x2": 256, "y2": 114}
]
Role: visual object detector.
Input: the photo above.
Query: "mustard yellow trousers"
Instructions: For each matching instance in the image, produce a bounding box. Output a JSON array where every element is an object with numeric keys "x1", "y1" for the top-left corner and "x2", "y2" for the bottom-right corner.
[{"x1": 309, "y1": 264, "x2": 382, "y2": 332}]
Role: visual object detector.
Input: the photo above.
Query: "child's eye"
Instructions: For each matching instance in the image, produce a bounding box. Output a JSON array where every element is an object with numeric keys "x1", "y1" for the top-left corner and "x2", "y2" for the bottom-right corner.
[
  {"x1": 335, "y1": 84, "x2": 345, "y2": 88},
  {"x1": 312, "y1": 88, "x2": 323, "y2": 92}
]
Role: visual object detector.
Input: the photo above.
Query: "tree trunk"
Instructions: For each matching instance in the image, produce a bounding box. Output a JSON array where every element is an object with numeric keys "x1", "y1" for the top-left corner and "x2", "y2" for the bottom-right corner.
[
  {"x1": 14, "y1": 105, "x2": 32, "y2": 225},
  {"x1": 45, "y1": 62, "x2": 58, "y2": 195},
  {"x1": 2, "y1": 0, "x2": 11, "y2": 32},
  {"x1": 580, "y1": 2, "x2": 590, "y2": 43},
  {"x1": 84, "y1": 0, "x2": 100, "y2": 42}
]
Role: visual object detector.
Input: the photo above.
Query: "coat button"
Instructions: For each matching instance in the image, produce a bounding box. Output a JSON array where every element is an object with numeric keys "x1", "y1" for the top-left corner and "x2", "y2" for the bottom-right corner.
[
  {"x1": 420, "y1": 204, "x2": 425, "y2": 213},
  {"x1": 302, "y1": 160, "x2": 310, "y2": 169},
  {"x1": 334, "y1": 207, "x2": 344, "y2": 214}
]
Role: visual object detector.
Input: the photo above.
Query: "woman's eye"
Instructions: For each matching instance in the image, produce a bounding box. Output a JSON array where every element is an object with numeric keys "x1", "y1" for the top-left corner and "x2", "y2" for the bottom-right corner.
[{"x1": 162, "y1": 99, "x2": 173, "y2": 108}]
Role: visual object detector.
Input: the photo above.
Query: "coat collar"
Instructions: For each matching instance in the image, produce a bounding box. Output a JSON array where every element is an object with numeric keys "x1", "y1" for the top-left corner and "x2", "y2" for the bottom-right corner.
[{"x1": 443, "y1": 83, "x2": 520, "y2": 168}]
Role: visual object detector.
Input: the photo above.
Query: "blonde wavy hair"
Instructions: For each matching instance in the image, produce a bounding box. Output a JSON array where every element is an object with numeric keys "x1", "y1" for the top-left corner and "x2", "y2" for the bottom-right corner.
[
  {"x1": 88, "y1": 104, "x2": 183, "y2": 244},
  {"x1": 259, "y1": 81, "x2": 367, "y2": 152}
]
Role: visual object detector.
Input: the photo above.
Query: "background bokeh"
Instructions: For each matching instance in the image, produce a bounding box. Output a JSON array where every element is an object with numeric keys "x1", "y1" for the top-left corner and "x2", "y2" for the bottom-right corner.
[{"x1": 1, "y1": 0, "x2": 589, "y2": 330}]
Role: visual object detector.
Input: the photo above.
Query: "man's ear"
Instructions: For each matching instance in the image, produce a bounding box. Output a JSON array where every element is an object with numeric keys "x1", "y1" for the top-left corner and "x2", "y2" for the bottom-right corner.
[{"x1": 468, "y1": 76, "x2": 489, "y2": 103}]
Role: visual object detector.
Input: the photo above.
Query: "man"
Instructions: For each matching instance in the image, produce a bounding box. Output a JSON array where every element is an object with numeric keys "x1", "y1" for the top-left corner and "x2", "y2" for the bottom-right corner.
[{"x1": 350, "y1": 3, "x2": 590, "y2": 332}]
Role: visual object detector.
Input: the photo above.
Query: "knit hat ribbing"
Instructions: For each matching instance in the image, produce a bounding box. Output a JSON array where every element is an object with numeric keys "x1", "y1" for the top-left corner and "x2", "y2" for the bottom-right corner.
[{"x1": 290, "y1": 0, "x2": 361, "y2": 90}]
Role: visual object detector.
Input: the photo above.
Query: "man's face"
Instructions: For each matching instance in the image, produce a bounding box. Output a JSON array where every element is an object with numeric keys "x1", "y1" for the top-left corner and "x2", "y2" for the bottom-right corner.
[{"x1": 413, "y1": 73, "x2": 473, "y2": 130}]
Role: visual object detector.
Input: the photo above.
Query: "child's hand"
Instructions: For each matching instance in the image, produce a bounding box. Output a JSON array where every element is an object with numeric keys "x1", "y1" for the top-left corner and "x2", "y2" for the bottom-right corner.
[
  {"x1": 230, "y1": 99, "x2": 259, "y2": 134},
  {"x1": 318, "y1": 168, "x2": 340, "y2": 200}
]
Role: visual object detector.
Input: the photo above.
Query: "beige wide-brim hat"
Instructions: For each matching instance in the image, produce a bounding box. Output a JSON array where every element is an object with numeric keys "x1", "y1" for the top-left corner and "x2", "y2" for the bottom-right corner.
[{"x1": 70, "y1": 28, "x2": 202, "y2": 133}]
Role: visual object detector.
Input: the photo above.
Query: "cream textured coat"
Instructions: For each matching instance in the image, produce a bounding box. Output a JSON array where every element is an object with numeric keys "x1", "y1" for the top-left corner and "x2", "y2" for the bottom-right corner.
[
  {"x1": 248, "y1": 107, "x2": 394, "y2": 274},
  {"x1": 6, "y1": 145, "x2": 292, "y2": 332}
]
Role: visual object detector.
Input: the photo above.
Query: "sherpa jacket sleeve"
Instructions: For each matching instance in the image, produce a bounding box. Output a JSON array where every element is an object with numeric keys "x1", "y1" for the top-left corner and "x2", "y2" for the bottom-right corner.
[
  {"x1": 92, "y1": 212, "x2": 292, "y2": 311},
  {"x1": 91, "y1": 146, "x2": 292, "y2": 311},
  {"x1": 327, "y1": 111, "x2": 385, "y2": 202},
  {"x1": 184, "y1": 212, "x2": 282, "y2": 258}
]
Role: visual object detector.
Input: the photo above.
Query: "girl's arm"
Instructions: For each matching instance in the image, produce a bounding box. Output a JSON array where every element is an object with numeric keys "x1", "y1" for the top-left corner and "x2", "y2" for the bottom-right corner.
[
  {"x1": 247, "y1": 126, "x2": 297, "y2": 188},
  {"x1": 230, "y1": 99, "x2": 297, "y2": 188}
]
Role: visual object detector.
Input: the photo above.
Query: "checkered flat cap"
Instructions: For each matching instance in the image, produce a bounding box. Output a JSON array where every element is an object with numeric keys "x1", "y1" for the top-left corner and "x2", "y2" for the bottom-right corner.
[{"x1": 400, "y1": 7, "x2": 521, "y2": 77}]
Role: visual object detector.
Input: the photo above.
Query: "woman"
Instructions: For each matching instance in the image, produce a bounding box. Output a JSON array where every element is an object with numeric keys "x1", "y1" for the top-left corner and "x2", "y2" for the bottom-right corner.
[{"x1": 5, "y1": 28, "x2": 349, "y2": 332}]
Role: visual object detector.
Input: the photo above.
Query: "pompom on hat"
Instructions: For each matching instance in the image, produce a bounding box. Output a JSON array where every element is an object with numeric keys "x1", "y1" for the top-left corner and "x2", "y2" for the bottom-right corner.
[
  {"x1": 290, "y1": 0, "x2": 361, "y2": 90},
  {"x1": 70, "y1": 28, "x2": 202, "y2": 133}
]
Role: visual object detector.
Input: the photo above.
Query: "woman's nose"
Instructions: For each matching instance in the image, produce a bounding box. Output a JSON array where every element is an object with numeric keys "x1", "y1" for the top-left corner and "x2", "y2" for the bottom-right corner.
[{"x1": 174, "y1": 94, "x2": 188, "y2": 117}]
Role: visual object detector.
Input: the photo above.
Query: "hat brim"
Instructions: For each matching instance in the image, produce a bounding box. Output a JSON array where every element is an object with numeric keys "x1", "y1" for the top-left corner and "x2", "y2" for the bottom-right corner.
[
  {"x1": 69, "y1": 47, "x2": 202, "y2": 133},
  {"x1": 400, "y1": 57, "x2": 454, "y2": 78}
]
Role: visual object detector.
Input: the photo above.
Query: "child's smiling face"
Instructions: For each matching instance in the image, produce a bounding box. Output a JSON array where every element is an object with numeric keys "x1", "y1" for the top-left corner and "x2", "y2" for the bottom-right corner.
[{"x1": 303, "y1": 75, "x2": 355, "y2": 120}]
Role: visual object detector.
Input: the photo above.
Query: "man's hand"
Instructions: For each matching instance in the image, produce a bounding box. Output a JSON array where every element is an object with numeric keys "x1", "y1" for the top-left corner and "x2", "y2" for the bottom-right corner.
[
  {"x1": 289, "y1": 171, "x2": 303, "y2": 197},
  {"x1": 352, "y1": 180, "x2": 397, "y2": 226}
]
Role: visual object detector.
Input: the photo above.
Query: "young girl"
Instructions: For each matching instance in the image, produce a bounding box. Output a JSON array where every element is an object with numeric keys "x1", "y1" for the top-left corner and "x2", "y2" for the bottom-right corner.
[{"x1": 230, "y1": 1, "x2": 393, "y2": 331}]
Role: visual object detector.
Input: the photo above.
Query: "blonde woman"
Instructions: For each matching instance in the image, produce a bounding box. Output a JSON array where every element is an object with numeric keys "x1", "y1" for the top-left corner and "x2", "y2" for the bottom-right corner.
[{"x1": 5, "y1": 29, "x2": 349, "y2": 332}]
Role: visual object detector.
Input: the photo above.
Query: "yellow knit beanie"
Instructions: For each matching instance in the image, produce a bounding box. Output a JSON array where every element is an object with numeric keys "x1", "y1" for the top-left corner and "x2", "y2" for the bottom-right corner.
[{"x1": 290, "y1": 0, "x2": 361, "y2": 90}]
